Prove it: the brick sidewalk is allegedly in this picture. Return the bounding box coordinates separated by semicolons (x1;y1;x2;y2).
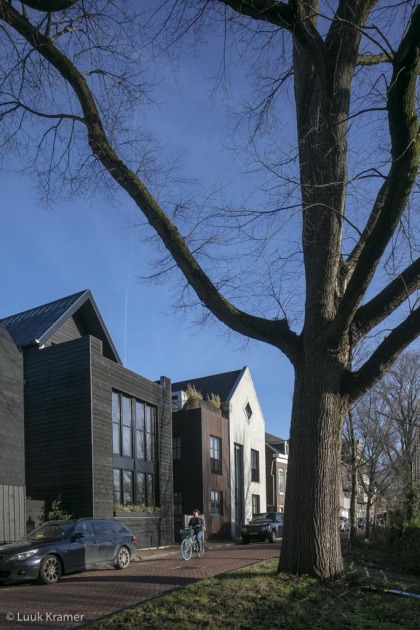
0;542;281;630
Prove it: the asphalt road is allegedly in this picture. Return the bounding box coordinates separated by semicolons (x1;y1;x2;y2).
0;542;281;630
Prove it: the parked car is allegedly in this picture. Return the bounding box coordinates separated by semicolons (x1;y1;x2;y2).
357;517;366;529
0;518;137;585
338;516;350;531
241;512;284;544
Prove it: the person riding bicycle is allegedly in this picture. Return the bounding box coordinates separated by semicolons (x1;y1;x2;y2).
188;509;204;551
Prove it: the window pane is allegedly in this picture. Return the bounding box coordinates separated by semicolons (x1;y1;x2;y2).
173;435;181;460
145;406;155;462
279;469;285;494
210;436;222;474
113;469;122;505
112;392;121;455
122;396;132;456
136;472;146;505
147;473;154;506
113;421;121;455
122;425;132;457
135;401;145;459
251;449;259;482
211;490;223;515
123;470;133;505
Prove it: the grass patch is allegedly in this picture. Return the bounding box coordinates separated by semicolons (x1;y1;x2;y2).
86;558;419;629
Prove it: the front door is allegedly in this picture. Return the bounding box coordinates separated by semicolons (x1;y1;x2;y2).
234;444;244;538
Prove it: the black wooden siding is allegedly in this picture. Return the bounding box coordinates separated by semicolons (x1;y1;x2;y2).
90;338;174;546
23;337;94;517
0;322;25;541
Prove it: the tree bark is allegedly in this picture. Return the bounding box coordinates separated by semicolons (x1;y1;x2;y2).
279;349;349;578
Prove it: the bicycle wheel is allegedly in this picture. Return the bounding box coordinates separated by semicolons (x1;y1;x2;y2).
181;538;192;561
195;542;204;558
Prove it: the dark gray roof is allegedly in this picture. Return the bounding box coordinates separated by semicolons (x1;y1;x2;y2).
1;290;121;363
172;368;245;403
266;432;288;453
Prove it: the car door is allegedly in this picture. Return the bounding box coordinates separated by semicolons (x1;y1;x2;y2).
92;520;118;564
65;521;99;571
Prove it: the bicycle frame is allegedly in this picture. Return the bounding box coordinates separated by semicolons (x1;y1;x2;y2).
180;529;204;560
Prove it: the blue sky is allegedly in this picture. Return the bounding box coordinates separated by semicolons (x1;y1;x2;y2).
0;168;294;438
0;10;298;439
0;158;294;441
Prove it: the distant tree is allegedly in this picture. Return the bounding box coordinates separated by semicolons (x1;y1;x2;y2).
379;352;420;518
346;392;394;540
0;1;418;580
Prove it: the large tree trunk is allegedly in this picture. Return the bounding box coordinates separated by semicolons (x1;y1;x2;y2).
279;350;349;579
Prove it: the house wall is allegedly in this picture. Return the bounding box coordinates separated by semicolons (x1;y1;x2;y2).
266;445;288;512
173;403;231;540
90;337;174;547
0;322;26;542
173;407;203;516
227;367;267;537
23;337;94;517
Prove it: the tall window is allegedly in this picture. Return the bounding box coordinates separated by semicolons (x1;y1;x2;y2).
211;490;223;515
252;494;260;515
210;435;222;475
251;449;260;482
278;469;285;494
112;390;157;507
173;435;182;460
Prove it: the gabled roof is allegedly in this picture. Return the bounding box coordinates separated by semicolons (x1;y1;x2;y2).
1;290;121;363
171;368;245;403
266;432;288;454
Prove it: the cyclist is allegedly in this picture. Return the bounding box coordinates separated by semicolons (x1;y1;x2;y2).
188;509;205;552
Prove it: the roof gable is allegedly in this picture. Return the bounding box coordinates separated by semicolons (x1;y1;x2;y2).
1;290;121;363
171;368;245;403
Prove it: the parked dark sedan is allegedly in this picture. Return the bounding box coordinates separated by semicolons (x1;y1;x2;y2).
241;512;284;544
0;518;137;585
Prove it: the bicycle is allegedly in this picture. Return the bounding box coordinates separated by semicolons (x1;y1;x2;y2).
180;528;204;560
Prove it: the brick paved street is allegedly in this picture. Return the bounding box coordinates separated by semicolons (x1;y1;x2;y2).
0;543;281;630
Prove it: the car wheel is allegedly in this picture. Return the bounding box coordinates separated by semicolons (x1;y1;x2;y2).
269;530;276;543
115;546;131;569
242;537;249;545
38;555;62;584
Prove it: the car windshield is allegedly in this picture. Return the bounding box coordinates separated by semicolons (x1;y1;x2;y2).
23;522;74;542
250;513;274;522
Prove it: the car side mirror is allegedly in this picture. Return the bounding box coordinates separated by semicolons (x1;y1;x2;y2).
72;532;84;540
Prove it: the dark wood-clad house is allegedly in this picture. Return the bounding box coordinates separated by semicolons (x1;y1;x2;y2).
1;290;173;547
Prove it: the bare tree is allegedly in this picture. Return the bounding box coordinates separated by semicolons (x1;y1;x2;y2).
0;1;418;580
346;393;394;540
379;352;420;516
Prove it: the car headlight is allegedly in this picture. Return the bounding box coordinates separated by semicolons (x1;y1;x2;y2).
12;549;39;561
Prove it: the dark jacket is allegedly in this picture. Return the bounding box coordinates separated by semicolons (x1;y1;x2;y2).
188;516;204;532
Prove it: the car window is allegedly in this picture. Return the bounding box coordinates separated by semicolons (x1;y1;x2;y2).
25;523;73;541
75;521;95;536
92;520;116;535
113;522;130;534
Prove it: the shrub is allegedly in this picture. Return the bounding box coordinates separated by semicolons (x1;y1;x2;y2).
47;494;74;521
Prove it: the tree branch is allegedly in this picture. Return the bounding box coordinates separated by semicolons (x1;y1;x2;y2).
357;53;393;65
19;1;79;11
344;306;420;402
0;0;301;360
352;258;420;341
331;5;420;339
214;0;326;77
